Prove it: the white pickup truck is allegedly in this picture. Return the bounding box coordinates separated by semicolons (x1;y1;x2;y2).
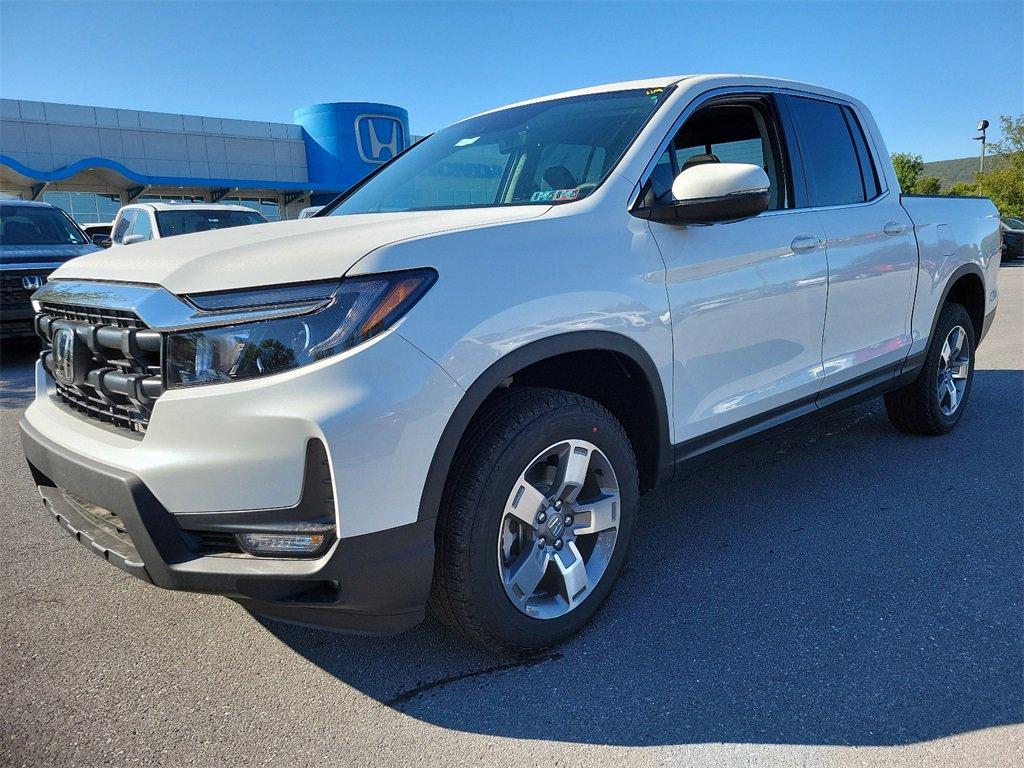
21;75;1001;652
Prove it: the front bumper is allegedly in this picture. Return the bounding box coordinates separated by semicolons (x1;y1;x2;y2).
23;328;462;538
21;418;436;634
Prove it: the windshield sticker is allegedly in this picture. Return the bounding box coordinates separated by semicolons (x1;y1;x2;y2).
454;136;480;147
531;188;580;203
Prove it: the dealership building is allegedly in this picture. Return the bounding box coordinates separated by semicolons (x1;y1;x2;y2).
0;99;411;222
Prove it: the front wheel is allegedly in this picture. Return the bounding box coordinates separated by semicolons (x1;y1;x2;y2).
884;301;976;435
429;387;638;653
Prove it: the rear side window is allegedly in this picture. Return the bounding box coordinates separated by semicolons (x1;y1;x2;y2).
787;96;867;207
842;106;882;200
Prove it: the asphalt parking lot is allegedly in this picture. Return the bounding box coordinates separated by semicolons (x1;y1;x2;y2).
2;265;1021;768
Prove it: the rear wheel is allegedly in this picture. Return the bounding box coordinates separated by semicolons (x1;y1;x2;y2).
884;301;976;435
429;387;638;652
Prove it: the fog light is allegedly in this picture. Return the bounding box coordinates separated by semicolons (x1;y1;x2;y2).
236;532;328;556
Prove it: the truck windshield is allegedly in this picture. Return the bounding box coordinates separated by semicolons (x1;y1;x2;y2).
0;205;87;245
155;209;267;237
328;87;671;215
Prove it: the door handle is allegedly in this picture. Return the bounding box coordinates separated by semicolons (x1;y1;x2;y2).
883;221;906;236
791;234;822;252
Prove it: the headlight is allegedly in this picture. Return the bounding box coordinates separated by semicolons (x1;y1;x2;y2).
166;269;436;388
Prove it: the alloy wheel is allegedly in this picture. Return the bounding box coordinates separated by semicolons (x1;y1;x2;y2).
936;324;970;416
497;439;620;620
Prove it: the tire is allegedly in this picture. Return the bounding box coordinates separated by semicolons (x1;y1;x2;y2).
884;301;976;435
429;387;638;653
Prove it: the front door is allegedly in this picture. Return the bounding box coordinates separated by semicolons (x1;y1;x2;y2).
643;94;829;445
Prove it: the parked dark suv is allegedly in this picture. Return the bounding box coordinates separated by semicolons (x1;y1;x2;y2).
0;200;98;340
1001;217;1023;261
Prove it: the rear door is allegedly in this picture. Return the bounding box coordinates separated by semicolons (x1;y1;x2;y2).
784;95;917;396
643;93;829;444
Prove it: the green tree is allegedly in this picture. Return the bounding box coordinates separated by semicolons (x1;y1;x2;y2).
912;176;941;195
944;181;978;196
974;114;1024;217
891;152;925;192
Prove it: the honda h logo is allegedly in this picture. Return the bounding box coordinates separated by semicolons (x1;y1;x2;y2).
21;275;44;291
354;114;404;164
51;327;76;386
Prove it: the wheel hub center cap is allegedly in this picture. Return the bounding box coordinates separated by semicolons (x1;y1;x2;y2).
545;511;566;539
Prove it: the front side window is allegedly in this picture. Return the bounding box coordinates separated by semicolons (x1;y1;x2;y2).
155;209;267;237
129;210;154;241
0;205;87;245
112;210;134;243
641;98;789;211
787;96;868;207
328;88;671;215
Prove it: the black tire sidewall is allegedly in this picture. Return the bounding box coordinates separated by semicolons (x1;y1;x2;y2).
462;403;638;648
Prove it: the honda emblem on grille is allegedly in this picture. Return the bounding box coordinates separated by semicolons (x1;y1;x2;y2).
51;328;76;385
21;275;44;291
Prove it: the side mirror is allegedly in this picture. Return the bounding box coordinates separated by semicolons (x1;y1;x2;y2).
92;234;112;248
122;233;145;245
643;162;771;224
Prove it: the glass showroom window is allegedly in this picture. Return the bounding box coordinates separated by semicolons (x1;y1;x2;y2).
138;194;206;204
222;196;281;221
42;191;121;224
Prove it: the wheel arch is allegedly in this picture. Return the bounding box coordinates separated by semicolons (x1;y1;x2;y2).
931;263;986;346
417;331;673;523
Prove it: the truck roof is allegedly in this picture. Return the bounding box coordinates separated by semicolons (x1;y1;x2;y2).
125;202;261;213
476;74;856;117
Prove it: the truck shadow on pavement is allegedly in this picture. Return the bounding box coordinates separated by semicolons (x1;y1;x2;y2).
266;367;1023;748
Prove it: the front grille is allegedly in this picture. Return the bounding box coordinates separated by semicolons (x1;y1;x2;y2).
1;270;47;308
36;304;164;434
42;302;142;328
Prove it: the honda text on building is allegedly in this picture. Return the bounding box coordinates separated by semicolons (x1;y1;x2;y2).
1;199;98;340
20;76;1001;652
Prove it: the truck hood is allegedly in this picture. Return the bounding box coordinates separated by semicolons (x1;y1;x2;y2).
51;207;550;294
1;243;100;268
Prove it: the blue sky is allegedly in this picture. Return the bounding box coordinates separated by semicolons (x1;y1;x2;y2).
1;1;1021;161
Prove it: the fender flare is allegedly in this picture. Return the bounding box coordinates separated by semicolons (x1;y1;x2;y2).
416;330;673;522
924;262;987;349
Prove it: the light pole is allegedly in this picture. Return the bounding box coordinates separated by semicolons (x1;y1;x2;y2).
974;119;989;174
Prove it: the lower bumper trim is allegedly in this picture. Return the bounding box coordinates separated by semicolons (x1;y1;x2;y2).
20;416;437;635
40;485;151;582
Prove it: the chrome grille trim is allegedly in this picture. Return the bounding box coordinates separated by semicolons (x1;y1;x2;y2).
32;279;326;332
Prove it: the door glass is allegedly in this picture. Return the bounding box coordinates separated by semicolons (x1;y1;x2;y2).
672;103;786;210
843;106;882;200
113;210;134;243
642;150;675;205
129;210;153;240
640;99;789;211
787;96;866;207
